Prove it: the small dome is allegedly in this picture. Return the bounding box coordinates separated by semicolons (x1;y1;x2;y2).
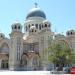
66;29;75;35
26;7;46;19
12;21;21;26
55;34;65;38
43;20;51;28
11;21;22;32
43;20;51;25
69;30;75;32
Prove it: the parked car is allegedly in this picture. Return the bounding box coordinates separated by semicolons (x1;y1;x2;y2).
63;67;71;74
64;67;75;74
69;67;75;74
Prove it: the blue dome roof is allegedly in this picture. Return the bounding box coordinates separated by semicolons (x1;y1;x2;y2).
26;8;46;19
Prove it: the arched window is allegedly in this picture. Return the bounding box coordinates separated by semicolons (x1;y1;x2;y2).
39;24;41;30
32;29;34;32
45;24;47;27
18;26;20;29
35;24;38;29
26;26;27;31
1;35;3;38
29;24;30;28
42;25;43;28
32;24;34;26
71;32;72;35
35;30;36;32
14;25;17;29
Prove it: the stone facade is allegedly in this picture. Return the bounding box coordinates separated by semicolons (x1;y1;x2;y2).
0;6;74;71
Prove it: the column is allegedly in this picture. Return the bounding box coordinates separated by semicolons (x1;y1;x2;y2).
0;59;2;69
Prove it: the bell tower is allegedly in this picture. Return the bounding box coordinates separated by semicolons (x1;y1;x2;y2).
9;22;23;70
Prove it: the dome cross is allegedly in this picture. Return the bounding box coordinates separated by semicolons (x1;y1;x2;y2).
35;2;38;8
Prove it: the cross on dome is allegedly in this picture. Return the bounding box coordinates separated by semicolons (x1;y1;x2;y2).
35;2;38;8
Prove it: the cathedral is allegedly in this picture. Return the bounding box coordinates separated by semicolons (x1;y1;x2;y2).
0;4;75;71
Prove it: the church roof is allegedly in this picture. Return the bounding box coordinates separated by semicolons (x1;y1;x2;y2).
26;7;46;19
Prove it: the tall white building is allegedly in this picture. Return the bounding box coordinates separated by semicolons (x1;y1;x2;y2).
0;5;74;71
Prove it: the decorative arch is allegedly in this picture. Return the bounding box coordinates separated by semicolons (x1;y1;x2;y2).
33;57;39;65
0;43;9;53
21;54;28;66
32;54;40;70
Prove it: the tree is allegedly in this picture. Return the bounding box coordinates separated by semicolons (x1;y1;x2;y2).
46;40;75;71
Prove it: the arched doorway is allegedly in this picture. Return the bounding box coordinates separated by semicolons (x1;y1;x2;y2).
21;54;28;70
21;54;27;66
32;55;40;70
0;43;9;70
1;60;9;69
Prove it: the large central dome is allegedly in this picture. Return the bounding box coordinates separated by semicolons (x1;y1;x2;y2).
26;7;46;19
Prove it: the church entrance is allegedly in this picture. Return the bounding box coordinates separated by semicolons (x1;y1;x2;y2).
1;60;9;69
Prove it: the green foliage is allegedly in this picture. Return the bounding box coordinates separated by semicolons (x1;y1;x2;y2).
46;40;75;65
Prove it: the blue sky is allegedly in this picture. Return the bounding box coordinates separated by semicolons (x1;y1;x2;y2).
0;0;75;37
